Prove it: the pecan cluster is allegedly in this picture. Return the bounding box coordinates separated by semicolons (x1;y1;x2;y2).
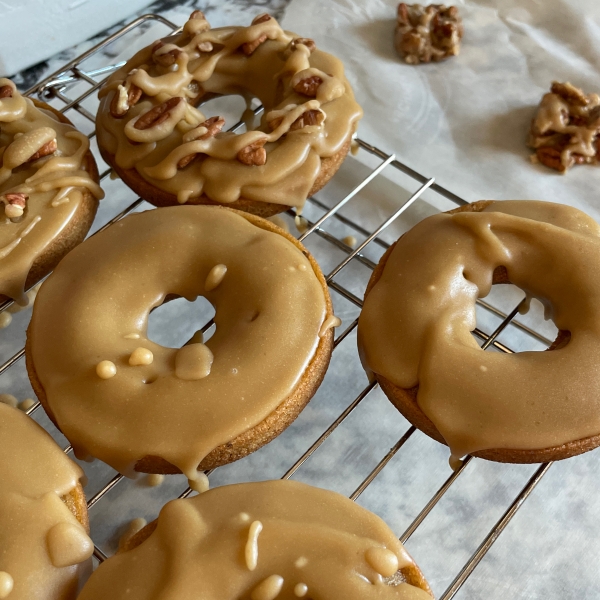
395;3;463;65
528;82;600;173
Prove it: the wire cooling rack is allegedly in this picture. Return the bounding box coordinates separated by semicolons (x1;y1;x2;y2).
0;13;565;600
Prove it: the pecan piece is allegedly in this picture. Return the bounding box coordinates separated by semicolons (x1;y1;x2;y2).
270;109;324;131
190;10;205;19
151;41;182;67
134;97;183;131
177;116;225;169
110;82;142;119
397;2;410;24
0;85;13;99
293;76;323;97
551;81;588;107
27;139;58;163
237;139;267;166
536;147;566;172
1;193;28;219
290;37;316;53
242;34;268;56
241;14;271;55
197;41;214;53
251;13;271;25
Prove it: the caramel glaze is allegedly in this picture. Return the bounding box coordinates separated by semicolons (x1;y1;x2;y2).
78;480;433;600
96;12;362;211
0;403;93;600
27;206;337;488
0;79;103;304
358;200;600;464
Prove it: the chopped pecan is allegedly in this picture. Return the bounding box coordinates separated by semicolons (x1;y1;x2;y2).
536;147;565;172
177;116;225;169
293;76;323;97
151;41;182;67
397;2;409;24
197;41;214;53
0;85;13;99
270;109;324;131
237;139;267;166
242;34;268;56
551;81;588;107
241;14;271;55
110;82;142;119
252;13;271;25
27;139;57;162
290;37;316;53
134;97;183;131
190;10;205;19
2;193;28;219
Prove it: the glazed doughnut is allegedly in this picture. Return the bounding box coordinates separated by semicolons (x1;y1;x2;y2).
78;480;432;600
26;206;338;489
358;200;600;465
0;403;92;600
95;11;362;217
0;79;103;304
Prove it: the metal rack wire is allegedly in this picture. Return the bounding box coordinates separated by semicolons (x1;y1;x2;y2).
1;13;560;599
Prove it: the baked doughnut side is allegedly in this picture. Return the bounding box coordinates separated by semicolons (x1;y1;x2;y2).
26;207;336;476
100;135;352;218
0;95;101;304
363;201;600;464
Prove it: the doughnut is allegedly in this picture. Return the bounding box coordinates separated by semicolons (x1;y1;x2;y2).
78;480;433;599
0;403;93;599
95;11;362;217
0;78;103;305
528;81;600;172
358;200;600;466
26;206;338;489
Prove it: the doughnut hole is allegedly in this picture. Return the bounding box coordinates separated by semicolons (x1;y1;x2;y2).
474;265;565;353
147;296;216;351
196;94;262;133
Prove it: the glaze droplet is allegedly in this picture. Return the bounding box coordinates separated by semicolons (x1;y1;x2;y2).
129;347;154;366
175;343;214;380
0;572;13;599
96;360;116;379
205;264;227;291
46;522;94;568
251;574;284;600
365;546;400;577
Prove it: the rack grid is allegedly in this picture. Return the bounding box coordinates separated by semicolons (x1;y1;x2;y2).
2;13;561;599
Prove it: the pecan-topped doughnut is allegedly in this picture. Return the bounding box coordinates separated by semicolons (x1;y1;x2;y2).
0;79;103;304
358;200;600;465
95;12;363;217
0;403;92;600
78;480;433;600
26;206;338;490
